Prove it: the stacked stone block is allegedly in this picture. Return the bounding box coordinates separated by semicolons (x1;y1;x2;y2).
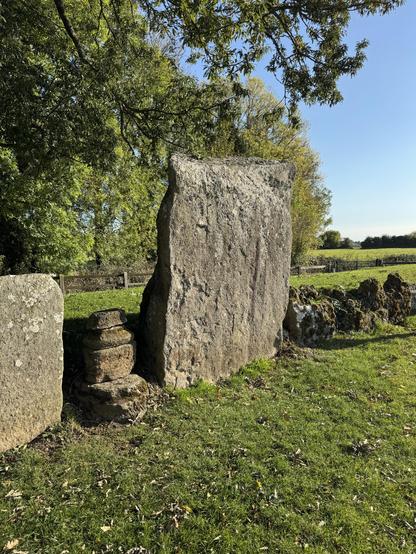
77;309;148;422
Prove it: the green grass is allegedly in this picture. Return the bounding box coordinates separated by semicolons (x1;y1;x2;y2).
64;287;144;321
291;264;416;290
310;248;416;261
63;287;144;380
1;315;416;552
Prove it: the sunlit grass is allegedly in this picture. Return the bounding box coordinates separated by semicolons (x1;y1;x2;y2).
291;264;416;289
309;248;416;260
1;298;415;552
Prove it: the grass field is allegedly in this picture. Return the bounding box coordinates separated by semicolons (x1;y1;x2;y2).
65;287;144;321
1;318;415;553
309;248;416;261
1;274;416;552
291;264;416;290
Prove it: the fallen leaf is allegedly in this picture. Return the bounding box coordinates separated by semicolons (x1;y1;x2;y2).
100;526;111;533
181;505;193;513
4;539;19;550
5;490;22;499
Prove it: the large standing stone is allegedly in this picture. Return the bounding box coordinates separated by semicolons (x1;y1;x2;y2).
138;155;294;387
0;274;64;452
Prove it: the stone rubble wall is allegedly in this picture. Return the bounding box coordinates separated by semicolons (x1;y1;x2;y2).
284;273;413;346
409;285;416;315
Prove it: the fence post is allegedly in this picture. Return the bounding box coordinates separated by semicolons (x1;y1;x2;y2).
123;271;129;289
355;260;358;270
59;274;65;295
297;266;301;276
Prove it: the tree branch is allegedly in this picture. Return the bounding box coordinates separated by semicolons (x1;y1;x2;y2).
53;0;86;62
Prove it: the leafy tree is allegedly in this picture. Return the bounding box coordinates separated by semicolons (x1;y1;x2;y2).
0;148;92;273
320;230;342;249
361;233;416;249
0;0;404;272
76;152;165;269
205;78;332;263
0;0;232;272
340;237;355;249
1;0;404;172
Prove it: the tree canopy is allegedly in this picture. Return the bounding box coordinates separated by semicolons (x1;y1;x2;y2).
0;0;404;272
320;229;342;249
142;0;403;109
1;0;404;170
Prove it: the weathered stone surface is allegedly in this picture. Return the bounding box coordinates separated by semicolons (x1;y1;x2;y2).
76;374;148;422
356;278;387;314
0;274;64;452
383;273;412;324
410;285;416;315
284;287;336;346
138;155;294;387
86;308;127;331
285;274;413;347
84;342;136;383
333;297;377;332
83;326;134;350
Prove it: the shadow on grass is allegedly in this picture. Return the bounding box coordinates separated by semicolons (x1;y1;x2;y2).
319;331;415;351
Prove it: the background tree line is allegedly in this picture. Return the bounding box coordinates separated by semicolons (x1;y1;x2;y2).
361;233;416;249
0;0;402;274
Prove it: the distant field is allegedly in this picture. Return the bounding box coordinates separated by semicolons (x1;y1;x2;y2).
309;248;416;260
291;264;416;289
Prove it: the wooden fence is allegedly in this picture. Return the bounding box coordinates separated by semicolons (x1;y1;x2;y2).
290;256;416;276
55;271;153;294
54;255;416;293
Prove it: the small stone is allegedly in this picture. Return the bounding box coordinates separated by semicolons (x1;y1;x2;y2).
84;342;136;383
86;308;127;331
284;287;336;346
383;273;412;324
76;374;148;422
83;326;134;350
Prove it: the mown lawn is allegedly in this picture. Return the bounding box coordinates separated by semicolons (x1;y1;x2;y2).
291;264;416;290
309;248;416;261
65;287;144;321
1;280;416;553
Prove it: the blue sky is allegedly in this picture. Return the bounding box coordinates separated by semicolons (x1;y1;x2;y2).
252;2;416;241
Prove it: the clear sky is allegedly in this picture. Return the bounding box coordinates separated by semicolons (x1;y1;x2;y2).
252;2;416;241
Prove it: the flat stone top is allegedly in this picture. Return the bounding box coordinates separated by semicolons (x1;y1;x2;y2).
171;153;294;170
86;308;127;330
170;155;295;196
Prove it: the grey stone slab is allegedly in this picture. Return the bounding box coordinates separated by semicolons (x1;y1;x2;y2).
0;274;64;452
138;155;294;387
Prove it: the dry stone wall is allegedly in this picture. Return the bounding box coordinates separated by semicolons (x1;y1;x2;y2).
284;273;412;346
138;155;294;387
0;274;64;452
